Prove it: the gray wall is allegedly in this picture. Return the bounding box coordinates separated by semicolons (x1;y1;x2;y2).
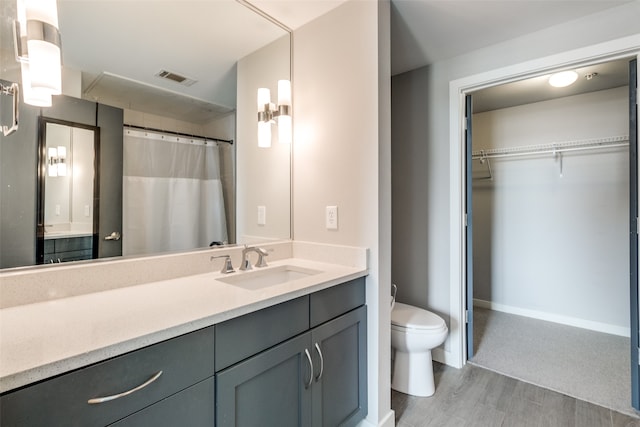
391;1;640;355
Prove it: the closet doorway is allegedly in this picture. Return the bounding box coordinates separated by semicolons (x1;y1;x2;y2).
465;58;636;416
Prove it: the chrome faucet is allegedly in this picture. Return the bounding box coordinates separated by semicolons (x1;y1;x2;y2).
240;245;269;271
211;255;235;274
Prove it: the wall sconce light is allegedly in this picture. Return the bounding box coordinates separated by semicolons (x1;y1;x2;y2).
47;145;67;177
14;0;63;107
257;79;292;147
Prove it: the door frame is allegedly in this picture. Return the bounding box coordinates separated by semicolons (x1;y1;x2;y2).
448;35;640;369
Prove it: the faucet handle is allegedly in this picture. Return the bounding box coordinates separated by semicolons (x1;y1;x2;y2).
211;255;235;274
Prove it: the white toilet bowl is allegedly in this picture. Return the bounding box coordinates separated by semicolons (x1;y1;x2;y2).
391;302;448;397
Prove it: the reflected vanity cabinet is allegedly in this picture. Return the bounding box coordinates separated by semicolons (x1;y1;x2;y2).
0;277;367;427
44;236;94;263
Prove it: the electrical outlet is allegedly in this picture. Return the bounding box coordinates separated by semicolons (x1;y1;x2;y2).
326;206;338;230
258;205;266;225
55;204;60;216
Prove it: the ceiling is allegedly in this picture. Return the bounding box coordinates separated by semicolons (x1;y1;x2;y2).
50;0;635;120
390;0;635;76
258;0;634;111
56;0;288;123
472;58;630;113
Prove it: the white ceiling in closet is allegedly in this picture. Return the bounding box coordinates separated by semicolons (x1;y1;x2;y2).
472;58;631;113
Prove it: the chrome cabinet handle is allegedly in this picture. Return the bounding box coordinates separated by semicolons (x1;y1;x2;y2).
87;371;163;404
304;349;314;389
314;343;324;381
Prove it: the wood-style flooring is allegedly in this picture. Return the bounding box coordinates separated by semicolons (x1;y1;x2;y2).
392;362;640;427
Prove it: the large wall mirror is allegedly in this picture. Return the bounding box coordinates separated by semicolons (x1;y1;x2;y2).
0;0;291;270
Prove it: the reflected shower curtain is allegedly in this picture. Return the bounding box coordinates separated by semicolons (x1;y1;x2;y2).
122;128;228;256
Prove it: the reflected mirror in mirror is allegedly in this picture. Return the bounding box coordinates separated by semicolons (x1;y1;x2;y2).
37;119;99;264
0;0;291;270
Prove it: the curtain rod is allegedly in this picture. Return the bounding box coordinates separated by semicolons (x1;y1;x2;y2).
124;124;234;145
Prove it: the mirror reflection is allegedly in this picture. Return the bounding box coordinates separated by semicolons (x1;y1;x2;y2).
38;119;99;264
122;126;229;257
0;0;292;270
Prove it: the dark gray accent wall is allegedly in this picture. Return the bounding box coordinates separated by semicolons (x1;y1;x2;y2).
0;81;40;268
43;96;96;126
97;104;123;258
391;68;431;309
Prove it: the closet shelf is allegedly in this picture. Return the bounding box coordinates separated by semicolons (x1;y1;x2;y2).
472;135;629;160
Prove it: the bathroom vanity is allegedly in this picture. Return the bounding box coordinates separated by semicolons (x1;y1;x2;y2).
0;243;368;427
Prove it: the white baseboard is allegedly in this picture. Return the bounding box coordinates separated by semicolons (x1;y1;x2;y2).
473;298;630;337
378;410;396;427
358;410;395;427
432;347;458;367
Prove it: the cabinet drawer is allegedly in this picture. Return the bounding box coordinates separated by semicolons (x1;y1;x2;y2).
109;376;215;427
44;239;55;254
215;296;309;371
54;236;93;252
310;277;365;327
0;326;214;427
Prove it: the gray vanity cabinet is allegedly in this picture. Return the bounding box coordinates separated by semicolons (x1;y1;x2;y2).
1;277;366;427
310;306;367;427
109;377;215;427
44;236;94;263
216;277;367;427
0;326;215;427
216;333;313;426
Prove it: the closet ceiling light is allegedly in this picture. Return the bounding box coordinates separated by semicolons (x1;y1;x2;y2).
548;71;578;88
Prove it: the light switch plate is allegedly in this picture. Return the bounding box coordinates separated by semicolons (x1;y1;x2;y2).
326;206;338;230
258;205;266;225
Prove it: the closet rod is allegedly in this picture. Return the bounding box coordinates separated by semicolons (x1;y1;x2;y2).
472;136;628;160
124;124;234;145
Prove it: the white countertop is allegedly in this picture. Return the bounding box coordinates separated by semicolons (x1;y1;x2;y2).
0;257;366;394
44;230;93;239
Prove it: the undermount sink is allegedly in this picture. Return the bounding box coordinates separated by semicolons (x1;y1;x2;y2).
217;265;322;291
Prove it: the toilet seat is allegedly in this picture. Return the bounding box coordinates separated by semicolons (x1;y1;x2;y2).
391;302;446;331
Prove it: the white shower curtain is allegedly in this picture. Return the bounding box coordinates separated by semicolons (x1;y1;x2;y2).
123;128;228;256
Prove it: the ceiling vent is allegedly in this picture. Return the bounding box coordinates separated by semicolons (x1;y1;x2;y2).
155;70;197;87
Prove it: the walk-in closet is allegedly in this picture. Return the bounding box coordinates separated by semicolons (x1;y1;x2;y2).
469;58;634;416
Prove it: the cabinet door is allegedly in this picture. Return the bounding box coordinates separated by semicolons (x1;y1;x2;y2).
109;377;215;427
311;306;367;427
216;333;312;427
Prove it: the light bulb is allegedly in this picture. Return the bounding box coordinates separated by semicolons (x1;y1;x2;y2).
278;115;292;144
549;71;578;88
257;88;270;112
258;121;271;148
277;80;291;106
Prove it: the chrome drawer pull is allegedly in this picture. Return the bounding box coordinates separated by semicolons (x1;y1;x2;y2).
304;349;313;389
87;371;163;404
314;343;324;381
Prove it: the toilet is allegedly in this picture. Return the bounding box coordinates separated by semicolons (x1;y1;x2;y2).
391;302;448;397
